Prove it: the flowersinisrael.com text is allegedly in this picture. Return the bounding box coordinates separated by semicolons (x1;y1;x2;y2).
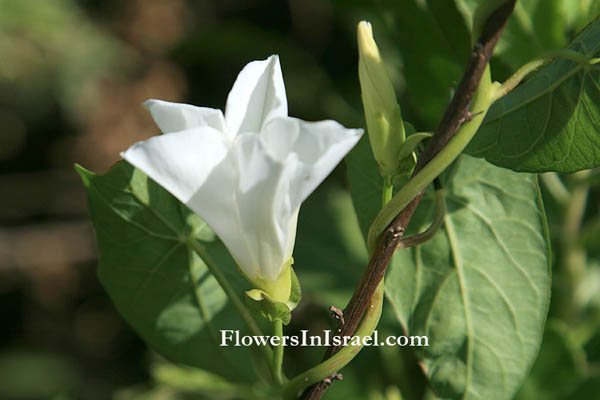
220;330;429;347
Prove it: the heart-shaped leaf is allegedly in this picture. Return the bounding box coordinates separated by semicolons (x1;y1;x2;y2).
386;155;551;400
347;138;551;399
76;161;258;382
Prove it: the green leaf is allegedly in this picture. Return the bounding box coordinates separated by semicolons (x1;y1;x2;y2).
515;322;584;400
76;161;257;382
466;18;600;173
385;155;551;400
152;362;236;393
346;122;551;399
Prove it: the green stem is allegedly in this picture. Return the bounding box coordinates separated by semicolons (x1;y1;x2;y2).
285;174;392;398
273;319;285;385
399;188;446;248
540;172;570;206
367;66;498;251
493;48;600;102
493;58;547;102
545;48;597;65
382;175;393;209
187;237;273;363
282;282;384;400
558;171;590;324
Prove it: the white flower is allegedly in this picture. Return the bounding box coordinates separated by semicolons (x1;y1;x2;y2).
121;55;363;300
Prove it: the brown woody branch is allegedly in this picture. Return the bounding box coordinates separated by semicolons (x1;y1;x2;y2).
301;1;516;399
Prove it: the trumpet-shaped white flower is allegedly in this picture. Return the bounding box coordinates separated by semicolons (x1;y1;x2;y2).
121;55;363;301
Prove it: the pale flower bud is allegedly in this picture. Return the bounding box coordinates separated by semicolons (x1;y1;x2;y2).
358;21;406;177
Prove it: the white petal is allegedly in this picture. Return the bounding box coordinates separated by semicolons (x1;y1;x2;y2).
263;117;363;207
121;129;244;272
225;55;287;137
230;133;299;280
121;128;295;282
144;99;227;136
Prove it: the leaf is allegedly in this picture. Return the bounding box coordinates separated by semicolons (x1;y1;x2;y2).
385;155;551;400
346;133;551;399
466;18;600;173
152;362;235;393
515;322;584;400
76;161;257;382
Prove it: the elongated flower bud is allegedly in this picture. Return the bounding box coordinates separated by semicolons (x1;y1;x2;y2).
358;21;405;177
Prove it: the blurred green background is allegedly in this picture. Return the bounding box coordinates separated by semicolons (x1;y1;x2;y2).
1;0;600;399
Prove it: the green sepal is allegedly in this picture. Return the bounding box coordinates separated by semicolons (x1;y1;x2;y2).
393;131;432;177
397;132;432;161
244;266;301;325
379;121;421;178
250;261;292;304
394;154;417;178
245;289;292;325
287;266;302;311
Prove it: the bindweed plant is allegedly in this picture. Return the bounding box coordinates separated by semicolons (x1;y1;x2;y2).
76;1;600;399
